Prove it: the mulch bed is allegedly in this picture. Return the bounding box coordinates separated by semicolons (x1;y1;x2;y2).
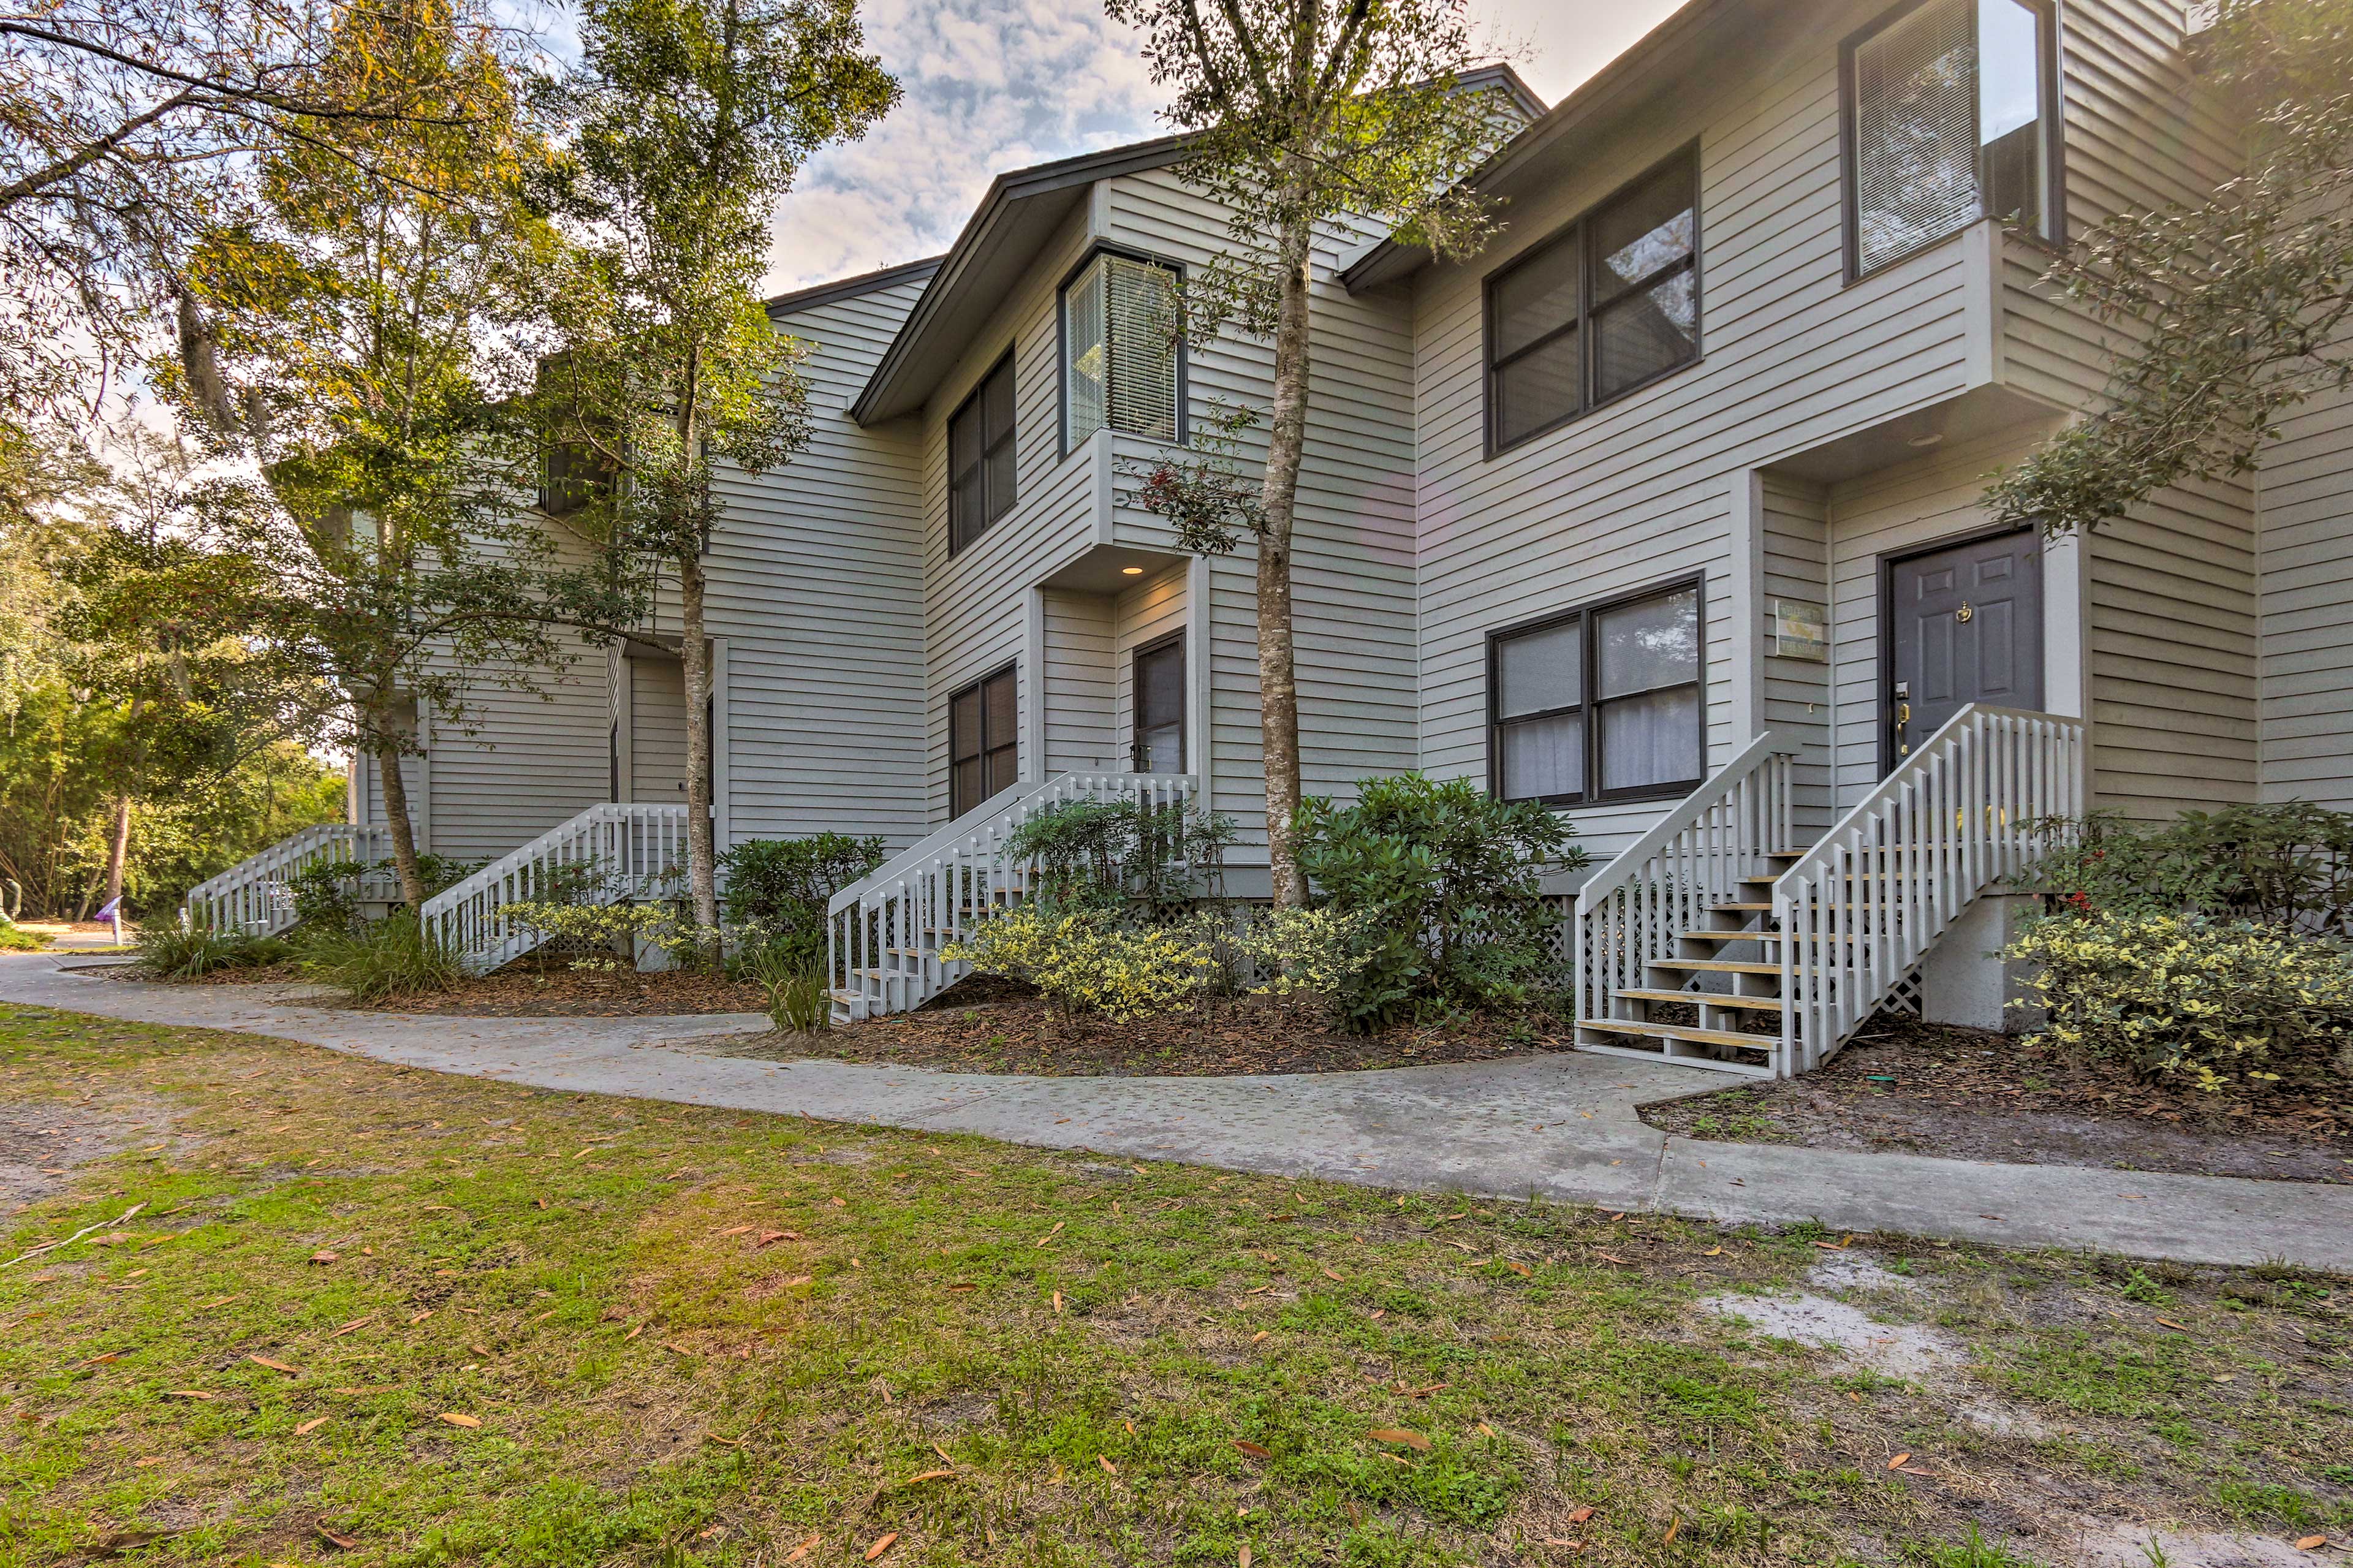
362;961;767;1017
1642;1014;2353;1183
702;981;1572;1077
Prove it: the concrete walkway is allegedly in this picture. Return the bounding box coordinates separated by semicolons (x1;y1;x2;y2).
4;955;2346;1271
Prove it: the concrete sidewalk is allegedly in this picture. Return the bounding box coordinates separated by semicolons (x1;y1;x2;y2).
4;955;2345;1271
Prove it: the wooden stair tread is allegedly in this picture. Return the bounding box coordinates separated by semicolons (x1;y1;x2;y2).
1616;988;1786;1012
1681;928;1785;943
1581;1018;1776;1051
1574;1040;1776;1078
1651;958;1785;975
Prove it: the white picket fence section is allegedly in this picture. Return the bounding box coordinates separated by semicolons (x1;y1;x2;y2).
1775;705;2084;1073
420;803;692;975
1572;733;1801;1066
827;771;1197;1023
182;824;398;937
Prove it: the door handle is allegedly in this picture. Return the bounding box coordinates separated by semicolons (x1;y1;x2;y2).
1896;702;1911;726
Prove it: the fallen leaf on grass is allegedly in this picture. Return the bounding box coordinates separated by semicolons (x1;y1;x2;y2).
164;1390;218;1401
1098;1455;1118;1475
1887;1453;1911;1469
295;1417;328;1434
946;1282;976;1292
623;1323;645;1341
1240;1548;1252;1568
1593;1252;1628;1265
2297;1537;2328;1551
715;1225;755;1237
933;1441;956;1466
1506;1260;1532;1278
785;1534;821;1563
1663;1520;1680;1545
195;1296;239;1311
1052;1291;1064;1314
1566;1506;1594;1524
247;1355;300;1375
1368;1427;1430;1451
134;1456;162;1468
1233;1440;1271;1459
757;1230;798;1246
437;1412;482;1429
2156;1317;2196;1333
1249;1330;1268;1344
1034;1221;1065;1248
1702;1246;1724;1257
1321;1267;1344;1282
316;1522;359;1550
901;1468;954;1485
863;1531;897;1561
406;1311;432;1325
663;1341;698;1357
326;1315;374;1339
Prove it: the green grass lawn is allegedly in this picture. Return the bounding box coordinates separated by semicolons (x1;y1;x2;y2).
1;1002;2346;1566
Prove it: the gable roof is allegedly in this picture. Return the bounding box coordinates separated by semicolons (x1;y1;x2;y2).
765;254;944;319
1341;0;1761;294
849;62;1547;426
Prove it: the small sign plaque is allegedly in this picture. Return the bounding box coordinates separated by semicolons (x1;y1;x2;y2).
1771;598;1829;661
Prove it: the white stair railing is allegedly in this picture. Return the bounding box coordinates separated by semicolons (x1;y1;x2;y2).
420;803;691;975
1573;732;1800;1039
183;824;397;936
827;771;1197;1023
1775;704;2083;1073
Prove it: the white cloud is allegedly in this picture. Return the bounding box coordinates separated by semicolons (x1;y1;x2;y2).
763;0;1686;295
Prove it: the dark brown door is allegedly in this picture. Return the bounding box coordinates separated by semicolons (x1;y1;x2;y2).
950;665;1018;817
1886;529;2043;767
1129;634;1184;773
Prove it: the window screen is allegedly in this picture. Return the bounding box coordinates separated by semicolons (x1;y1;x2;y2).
1491;581;1704;804
949;354;1018;553
1485;151;1700;453
1064;252;1180;448
949;665;1019;819
1851;0;2055;275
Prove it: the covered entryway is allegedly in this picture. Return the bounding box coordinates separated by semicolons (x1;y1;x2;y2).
1883;528;2044;770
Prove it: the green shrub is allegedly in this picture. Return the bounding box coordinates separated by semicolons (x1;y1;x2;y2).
135;920;290;979
719;834;887;972
1173;904;1378;1025
287;852;485;931
1296;774;1584;1031
940;907;1216;1022
2007;910;2353;1094
494;900;674;967
0;924;47;953
300;911;463;1003
2018;803;2353;934
1004;799;1238;915
747;941;830;1032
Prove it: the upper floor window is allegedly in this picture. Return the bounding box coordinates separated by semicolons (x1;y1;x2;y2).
949;352;1017;553
1483;149;1699;455
540;437;612;518
1490;578;1704;806
1063;250;1181;451
1844;0;2059;278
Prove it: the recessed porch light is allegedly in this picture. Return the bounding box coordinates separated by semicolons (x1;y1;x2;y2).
1906;432;1945;448
1121;566;1144;575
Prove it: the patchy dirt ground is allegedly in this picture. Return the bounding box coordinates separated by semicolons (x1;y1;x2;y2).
699;983;1573;1077
1643;1017;2353;1183
0;1095;181;1214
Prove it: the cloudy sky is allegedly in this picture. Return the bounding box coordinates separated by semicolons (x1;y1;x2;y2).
762;0;1688;295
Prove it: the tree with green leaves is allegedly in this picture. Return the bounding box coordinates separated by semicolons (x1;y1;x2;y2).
157;0;628;910
1987;0;2353;536
542;0;897;947
1104;0;1518;904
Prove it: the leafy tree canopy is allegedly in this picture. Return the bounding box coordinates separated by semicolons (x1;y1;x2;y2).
1988;0;2353;535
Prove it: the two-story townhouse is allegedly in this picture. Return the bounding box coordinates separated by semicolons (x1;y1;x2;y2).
204;0;2353;1079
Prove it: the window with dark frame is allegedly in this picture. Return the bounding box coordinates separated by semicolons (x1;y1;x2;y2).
949;664;1018;818
1844;0;2060;278
949;354;1018;553
1484;150;1700;455
1489;580;1704;806
540;437;612;517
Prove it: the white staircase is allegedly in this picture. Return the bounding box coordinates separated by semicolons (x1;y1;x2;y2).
1574;705;2084;1077
419;803;691;975
826;771;1197;1024
183;825;398;936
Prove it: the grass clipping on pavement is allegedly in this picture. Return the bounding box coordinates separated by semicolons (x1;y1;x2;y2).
0;1003;2346;1566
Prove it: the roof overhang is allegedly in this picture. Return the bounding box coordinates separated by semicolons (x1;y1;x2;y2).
1342;0;1763;294
848;135;1194;425
765;255;944;320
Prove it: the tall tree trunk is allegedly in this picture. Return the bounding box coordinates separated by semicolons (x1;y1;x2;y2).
103;795;132;912
371;725;428;910
1256;203;1316;907
680;555;718;953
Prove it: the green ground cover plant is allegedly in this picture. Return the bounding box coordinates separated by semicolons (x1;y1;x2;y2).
1;1004;2344;1565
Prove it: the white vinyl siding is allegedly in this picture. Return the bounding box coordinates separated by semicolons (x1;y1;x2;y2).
2259;383;2353;809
